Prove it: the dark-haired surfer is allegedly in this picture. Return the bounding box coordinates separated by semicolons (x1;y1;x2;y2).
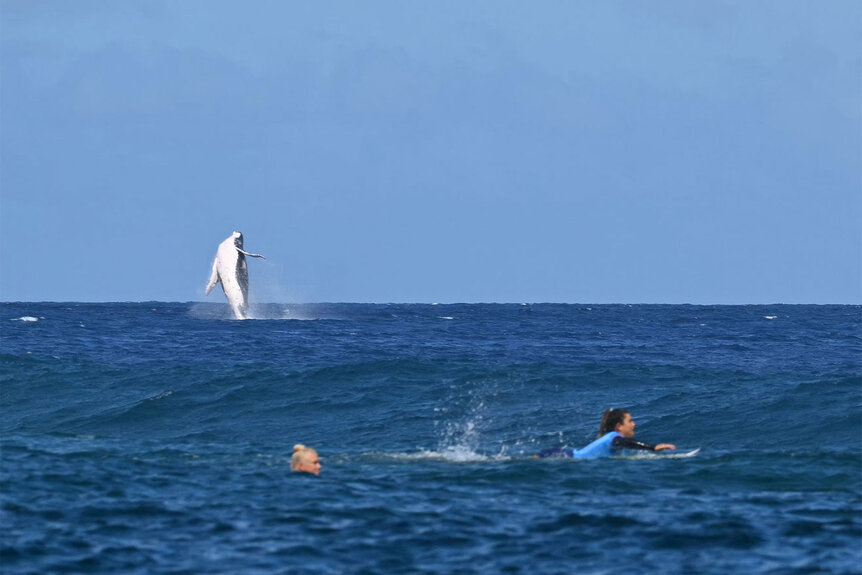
537;408;675;459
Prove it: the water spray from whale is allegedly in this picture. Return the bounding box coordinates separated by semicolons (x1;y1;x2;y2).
205;231;265;320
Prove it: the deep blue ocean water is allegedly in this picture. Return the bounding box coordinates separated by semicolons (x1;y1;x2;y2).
1;302;860;574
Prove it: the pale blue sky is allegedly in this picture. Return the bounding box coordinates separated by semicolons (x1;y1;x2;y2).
1;1;860;303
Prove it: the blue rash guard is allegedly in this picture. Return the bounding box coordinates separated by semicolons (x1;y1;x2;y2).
537;432;658;459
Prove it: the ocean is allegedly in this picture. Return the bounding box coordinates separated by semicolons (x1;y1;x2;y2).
1;302;860;574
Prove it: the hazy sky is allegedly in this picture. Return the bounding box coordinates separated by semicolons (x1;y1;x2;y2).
1;1;860;303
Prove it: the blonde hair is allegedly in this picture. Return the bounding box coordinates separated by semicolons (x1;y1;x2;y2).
291;444;316;470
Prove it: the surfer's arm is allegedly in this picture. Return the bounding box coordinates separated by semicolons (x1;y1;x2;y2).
205;259;220;295
612;436;674;452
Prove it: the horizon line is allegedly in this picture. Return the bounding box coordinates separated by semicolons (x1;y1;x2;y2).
2;300;860;306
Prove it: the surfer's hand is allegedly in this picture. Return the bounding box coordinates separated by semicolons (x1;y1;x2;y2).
654;443;676;451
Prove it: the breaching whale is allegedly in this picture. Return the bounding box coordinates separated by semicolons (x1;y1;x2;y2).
205;231;265;320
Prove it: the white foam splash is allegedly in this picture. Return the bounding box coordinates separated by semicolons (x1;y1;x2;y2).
440;416;481;455
12;316;39;322
247;304;331;321
368;449;510;463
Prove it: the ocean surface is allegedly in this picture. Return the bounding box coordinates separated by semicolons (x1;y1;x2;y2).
1;302;860;574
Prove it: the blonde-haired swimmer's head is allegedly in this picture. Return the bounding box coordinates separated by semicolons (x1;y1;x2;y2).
291;444;321;475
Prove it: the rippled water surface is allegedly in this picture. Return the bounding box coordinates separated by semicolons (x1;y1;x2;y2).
2;303;860;574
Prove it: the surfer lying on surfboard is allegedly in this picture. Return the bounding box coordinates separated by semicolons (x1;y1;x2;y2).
537;408;676;459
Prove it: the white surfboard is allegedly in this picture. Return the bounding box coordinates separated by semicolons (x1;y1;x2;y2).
616;448;701;459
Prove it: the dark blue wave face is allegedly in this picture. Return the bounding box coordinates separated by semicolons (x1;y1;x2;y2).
1;303;860;574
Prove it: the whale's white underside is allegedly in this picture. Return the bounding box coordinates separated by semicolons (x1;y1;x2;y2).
205;232;264;320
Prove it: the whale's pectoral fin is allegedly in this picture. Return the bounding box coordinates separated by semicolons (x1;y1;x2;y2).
236;248;265;259
205;258;220;295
